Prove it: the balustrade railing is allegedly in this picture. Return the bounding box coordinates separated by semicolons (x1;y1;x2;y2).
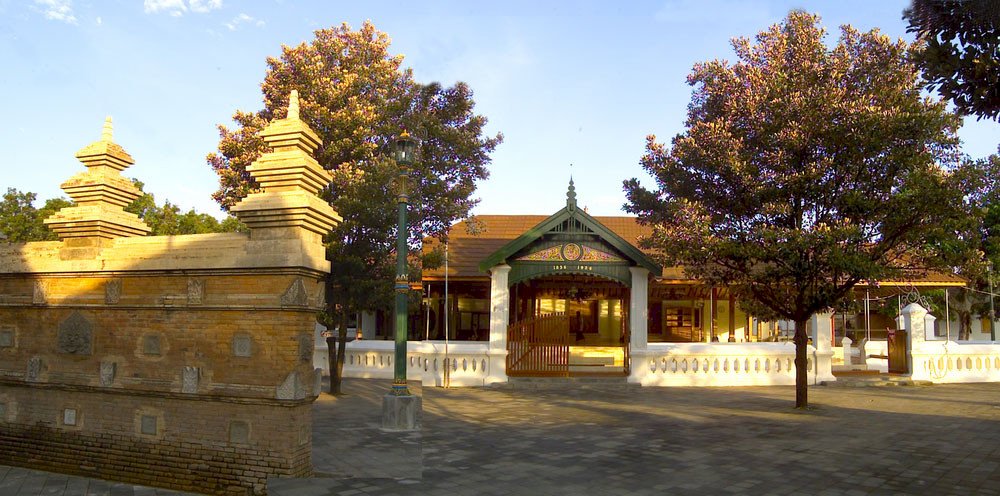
912;342;1000;383
630;342;808;386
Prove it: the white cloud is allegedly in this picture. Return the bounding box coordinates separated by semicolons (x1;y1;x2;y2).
144;0;221;17
189;0;222;13
144;0;186;16
95;16;102;25
225;13;264;31
34;0;77;24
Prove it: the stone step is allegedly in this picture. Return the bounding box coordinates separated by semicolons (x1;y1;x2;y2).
492;376;636;391
821;376;932;387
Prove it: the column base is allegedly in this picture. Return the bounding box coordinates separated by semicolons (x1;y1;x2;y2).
381;393;422;431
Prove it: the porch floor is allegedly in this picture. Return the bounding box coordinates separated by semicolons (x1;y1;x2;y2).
568;346;625;375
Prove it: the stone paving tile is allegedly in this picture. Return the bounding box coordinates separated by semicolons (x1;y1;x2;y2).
269;379;1000;495
7;379;1000;495
0;466;204;496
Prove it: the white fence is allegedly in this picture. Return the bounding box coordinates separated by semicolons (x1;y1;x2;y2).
318;340;499;387
911;341;1000;383
629;342;810;387
324;340;824;388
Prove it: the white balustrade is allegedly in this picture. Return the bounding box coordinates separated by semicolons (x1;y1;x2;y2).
324;340;826;388
629;342;810;386
911;341;1000;383
322;340;493;386
417;342;492;387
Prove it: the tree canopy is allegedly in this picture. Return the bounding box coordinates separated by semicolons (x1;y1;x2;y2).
0;184;239;243
904;0;1000;120
207;21;501;316
624;11;966;407
125;180;243;236
207;21;501;394
0;189;71;242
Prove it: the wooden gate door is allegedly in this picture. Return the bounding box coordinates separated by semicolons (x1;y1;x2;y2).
507;314;570;377
887;329;909;374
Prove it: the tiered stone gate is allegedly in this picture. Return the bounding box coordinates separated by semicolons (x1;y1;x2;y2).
0;91;340;495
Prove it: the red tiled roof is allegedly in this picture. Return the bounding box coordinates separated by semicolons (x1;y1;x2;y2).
423;215;652;280
421;215;964;288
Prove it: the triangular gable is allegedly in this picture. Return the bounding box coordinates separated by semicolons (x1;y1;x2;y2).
479;181;661;276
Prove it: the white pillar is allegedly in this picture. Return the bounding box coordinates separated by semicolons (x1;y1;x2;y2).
924;313;938;341
900;303;927;380
810;311;836;384
360;311;377;340
486;264;511;384
628;267;649;352
840;336;854;368
627;267;649;385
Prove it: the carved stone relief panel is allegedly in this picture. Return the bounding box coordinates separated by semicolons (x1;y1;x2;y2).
229;420;250;444
276;371;305;400
26;357;42;382
105;279;122;305
181;366;199;394
99;361;116;387
58;311;93;355
232;334;252;358
142;335;161;356
314;280;326;308
281;278;308;307
32;281;47;305
0;328;14;348
63;408;77;426
187;279;204;305
140;415;157;435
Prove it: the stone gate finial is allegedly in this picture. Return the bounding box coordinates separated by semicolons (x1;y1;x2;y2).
101;116;113;142
231;89;340;238
44;117;150;240
288;90;300;120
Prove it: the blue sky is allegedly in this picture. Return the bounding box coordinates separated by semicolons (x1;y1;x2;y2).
2;0;998;218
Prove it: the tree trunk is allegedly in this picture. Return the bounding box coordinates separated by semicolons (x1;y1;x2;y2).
335;312;348;395
326;335;338;394
960;312;972;341
793;319;809;409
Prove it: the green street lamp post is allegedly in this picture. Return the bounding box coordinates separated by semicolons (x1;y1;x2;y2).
391;131;418;395
382;131;422;431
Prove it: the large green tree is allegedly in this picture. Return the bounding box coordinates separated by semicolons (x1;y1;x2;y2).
0;184;239;243
207;21;501;394
125;180;244;236
0;189;72;242
936;153;1000;340
625;11;965;408
904;0;1000;120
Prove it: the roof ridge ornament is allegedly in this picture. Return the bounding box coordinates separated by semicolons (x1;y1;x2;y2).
566;177;577;211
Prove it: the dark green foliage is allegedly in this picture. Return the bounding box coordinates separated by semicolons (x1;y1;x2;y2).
905;0;1000;120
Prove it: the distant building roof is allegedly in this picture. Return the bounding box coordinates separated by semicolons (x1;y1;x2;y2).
422;214;964;289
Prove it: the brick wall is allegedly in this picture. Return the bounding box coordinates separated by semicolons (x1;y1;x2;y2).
0;243;328;495
1;93;339;495
0;387;311;494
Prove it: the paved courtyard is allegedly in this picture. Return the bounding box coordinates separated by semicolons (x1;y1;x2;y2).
4;379;1000;495
273;379;1000;496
